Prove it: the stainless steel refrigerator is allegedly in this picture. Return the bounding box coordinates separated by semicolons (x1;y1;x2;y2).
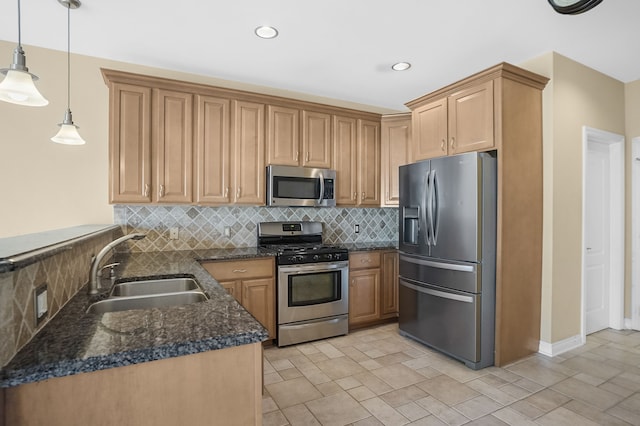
398;151;497;369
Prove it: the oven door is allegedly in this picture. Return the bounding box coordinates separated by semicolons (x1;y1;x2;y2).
278;261;348;324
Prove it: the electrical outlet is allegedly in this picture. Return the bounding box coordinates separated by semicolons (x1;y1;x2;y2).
34;284;48;326
224;226;231;237
354;224;360;233
169;227;179;240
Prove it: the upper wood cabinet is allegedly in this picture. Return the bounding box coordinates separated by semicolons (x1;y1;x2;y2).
109;83;152;203
194;95;231;204
231;100;265;205
411;98;447;161
266;106;331;168
410;80;494;161
153;89;193;203
102;68;380;206
380;114;411;206
332;116;380;206
108;84;193;204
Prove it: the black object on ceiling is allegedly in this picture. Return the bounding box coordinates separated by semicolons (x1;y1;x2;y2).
548;0;604;15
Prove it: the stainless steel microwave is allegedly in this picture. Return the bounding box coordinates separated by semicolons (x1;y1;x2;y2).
266;165;336;207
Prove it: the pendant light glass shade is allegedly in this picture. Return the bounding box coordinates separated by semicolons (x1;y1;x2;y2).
51;0;85;145
51;108;84;145
0;1;48;106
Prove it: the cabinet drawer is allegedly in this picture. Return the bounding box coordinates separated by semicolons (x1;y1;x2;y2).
349;251;381;270
202;258;274;280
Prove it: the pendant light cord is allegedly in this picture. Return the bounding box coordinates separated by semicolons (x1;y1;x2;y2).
66;5;71;110
17;0;22;47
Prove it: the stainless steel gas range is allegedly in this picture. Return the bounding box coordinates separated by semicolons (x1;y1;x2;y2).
258;221;349;347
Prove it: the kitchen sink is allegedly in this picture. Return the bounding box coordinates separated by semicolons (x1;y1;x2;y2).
110;277;200;297
86;291;208;314
87;276;209;314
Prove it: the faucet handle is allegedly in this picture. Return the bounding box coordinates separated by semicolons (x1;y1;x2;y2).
98;262;121;278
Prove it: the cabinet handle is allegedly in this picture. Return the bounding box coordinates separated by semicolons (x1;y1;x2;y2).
305;152;309;162
361;192;365;200
353;192;357;200
441;139;446;152
143;184;150;197
224;187;229;198
159;184;165;198
295;151;299;162
361;258;371;264
236;187;241;199
450;137;455;150
232;269;247;273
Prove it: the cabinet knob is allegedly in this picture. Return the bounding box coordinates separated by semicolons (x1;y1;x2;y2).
159;184;165;198
143;184;150;197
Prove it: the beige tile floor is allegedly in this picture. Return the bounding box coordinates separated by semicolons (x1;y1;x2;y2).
262;324;640;425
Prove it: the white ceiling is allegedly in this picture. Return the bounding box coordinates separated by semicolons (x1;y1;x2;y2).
1;0;638;112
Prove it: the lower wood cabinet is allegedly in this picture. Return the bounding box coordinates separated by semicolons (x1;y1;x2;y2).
202;257;276;339
349;250;398;328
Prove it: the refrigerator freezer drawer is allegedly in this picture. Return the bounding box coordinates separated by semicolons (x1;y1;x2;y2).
399;253;480;293
399;278;481;366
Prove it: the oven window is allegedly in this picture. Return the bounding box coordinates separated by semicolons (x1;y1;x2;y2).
274;176;319;199
288;271;341;306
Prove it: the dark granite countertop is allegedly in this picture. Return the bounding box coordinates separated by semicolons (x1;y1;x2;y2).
0;248;274;388
341;241;397;252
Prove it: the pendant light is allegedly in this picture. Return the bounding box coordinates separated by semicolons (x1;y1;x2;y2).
51;0;85;145
0;0;48;106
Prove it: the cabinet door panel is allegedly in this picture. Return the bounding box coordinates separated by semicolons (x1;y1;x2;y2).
195;95;230;204
358;119;381;206
349;269;380;325
232;100;265;204
332;116;358;205
412;98;447;161
302;110;332;168
110;83;152;203
381;116;411;206
153;89;193;203
267;105;299;166
242;278;275;338
448;80;494;154
219;280;242;302
381;252;399;317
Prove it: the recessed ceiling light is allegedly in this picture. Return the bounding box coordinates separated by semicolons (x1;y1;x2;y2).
255;26;279;39
392;62;411;71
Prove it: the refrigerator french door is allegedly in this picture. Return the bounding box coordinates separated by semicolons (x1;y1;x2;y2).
398;151;497;369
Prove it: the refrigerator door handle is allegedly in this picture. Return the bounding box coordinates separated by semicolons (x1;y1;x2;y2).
399;254;476;272
400;279;474;303
421;171;430;246
431;169;439;245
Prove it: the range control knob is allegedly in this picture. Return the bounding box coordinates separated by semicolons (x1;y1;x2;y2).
327;254;333;260
313;254;319;261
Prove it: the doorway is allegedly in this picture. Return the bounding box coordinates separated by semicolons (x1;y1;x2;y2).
632;138;640;330
582;127;624;337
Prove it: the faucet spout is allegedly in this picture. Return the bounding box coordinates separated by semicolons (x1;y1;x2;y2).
88;233;146;295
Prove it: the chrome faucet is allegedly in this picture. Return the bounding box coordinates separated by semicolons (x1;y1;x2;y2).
88;233;146;295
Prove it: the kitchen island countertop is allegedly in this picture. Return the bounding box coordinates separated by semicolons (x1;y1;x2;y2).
0;248;273;388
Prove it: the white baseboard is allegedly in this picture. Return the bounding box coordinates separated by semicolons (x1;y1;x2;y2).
624;317;633;329
538;334;584;357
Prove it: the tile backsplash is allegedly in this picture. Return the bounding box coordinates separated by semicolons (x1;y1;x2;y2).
114;205;399;252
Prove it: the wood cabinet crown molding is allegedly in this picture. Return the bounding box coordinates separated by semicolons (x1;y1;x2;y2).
404;62;549;109
101;68;382;121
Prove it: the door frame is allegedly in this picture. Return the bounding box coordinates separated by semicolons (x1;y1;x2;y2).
632;138;640;330
581;126;625;339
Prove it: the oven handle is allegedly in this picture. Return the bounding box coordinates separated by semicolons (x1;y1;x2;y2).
281;317;345;330
400;279;474;303
279;261;349;274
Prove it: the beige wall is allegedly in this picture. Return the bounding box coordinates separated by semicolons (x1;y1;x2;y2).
521;52;627;344
0;41;392;239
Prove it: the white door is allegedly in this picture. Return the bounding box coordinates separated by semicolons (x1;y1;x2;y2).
585;141;611;334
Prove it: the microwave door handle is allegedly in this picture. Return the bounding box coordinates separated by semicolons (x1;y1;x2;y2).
317;172;325;205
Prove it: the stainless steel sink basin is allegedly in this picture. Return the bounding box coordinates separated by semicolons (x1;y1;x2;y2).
110;277;200;297
87;291;208;314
